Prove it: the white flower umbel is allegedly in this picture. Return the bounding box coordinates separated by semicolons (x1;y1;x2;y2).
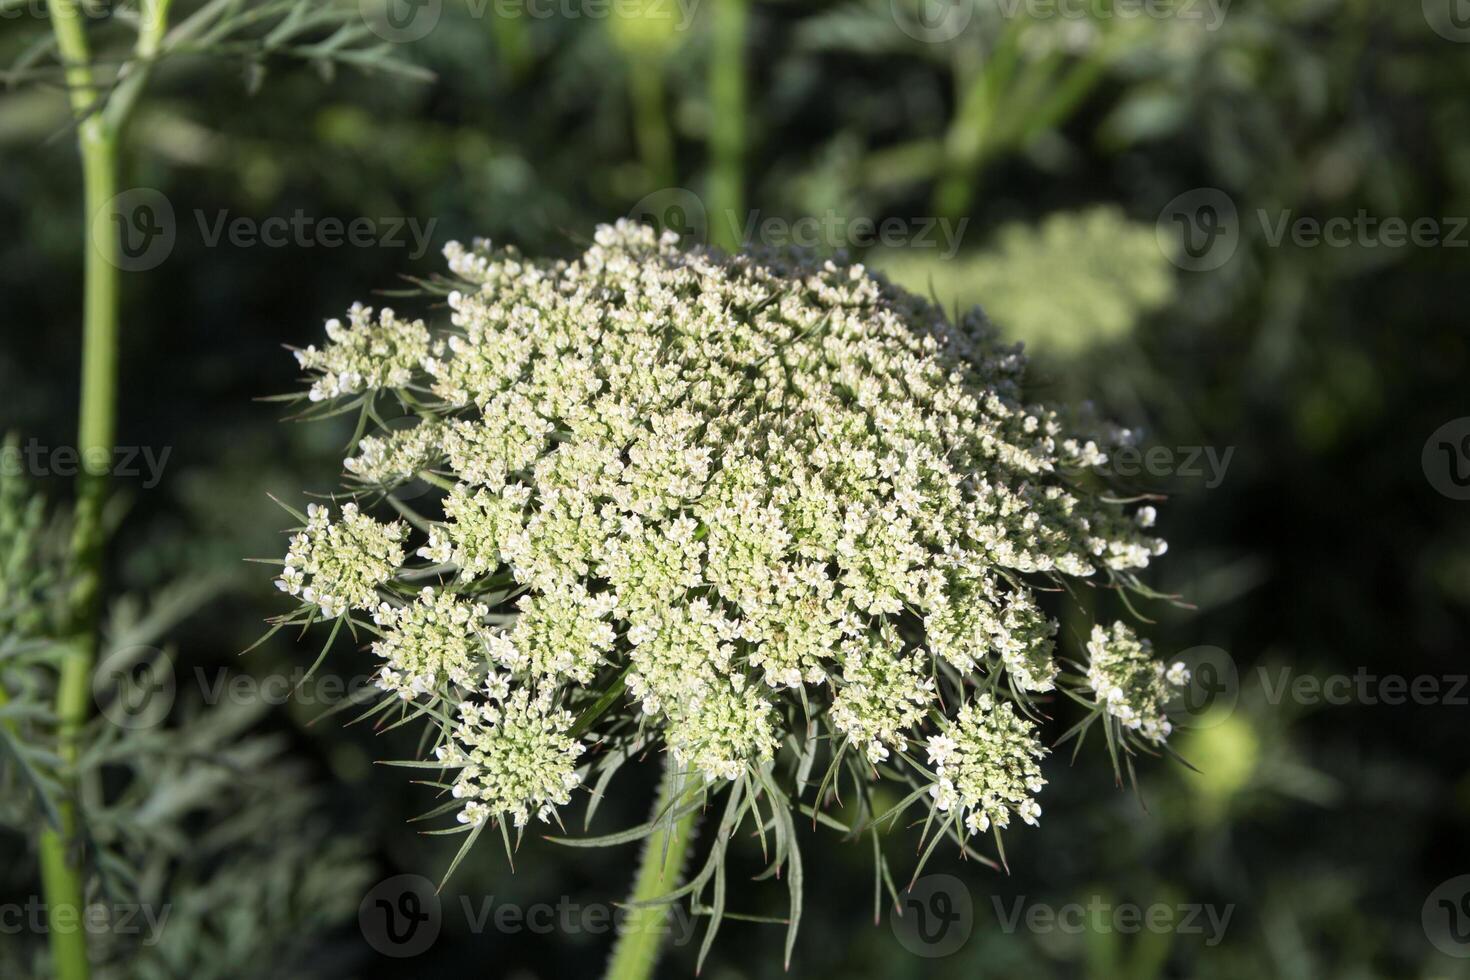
926;693;1047;836
294;303;431;402
371;588;490;699
438;679;586;829
1085;621;1191;742
274;220;1187;884
830;625;934;764
344;422;442;487
275;502;405;618
503;583;618;684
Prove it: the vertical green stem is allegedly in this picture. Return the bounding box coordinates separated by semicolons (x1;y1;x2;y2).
604;760;700;980
39;3;169;977
932;18;1023;221
707;0;747;252
490;7;531;81
41;7;116;978
628;57;675;192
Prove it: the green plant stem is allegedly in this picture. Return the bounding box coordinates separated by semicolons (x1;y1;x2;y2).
604;760;700;980
39;4;170;978
489;7;531;81
707;0;747;252
629;56;675;192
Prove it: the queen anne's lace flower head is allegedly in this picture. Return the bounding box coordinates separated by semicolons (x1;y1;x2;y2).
438;678;586;828
274;220;1184;859
371;588;490;699
1086;621;1191;741
926;693;1047;836
345;422;442;487
275;503;405;618
294;303;431;402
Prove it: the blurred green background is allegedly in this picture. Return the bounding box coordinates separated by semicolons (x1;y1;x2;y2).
3;0;1469;977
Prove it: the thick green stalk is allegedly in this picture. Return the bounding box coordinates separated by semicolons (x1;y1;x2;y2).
40;9;116;979
604;761;700;980
39;4;170;978
707;0;747;252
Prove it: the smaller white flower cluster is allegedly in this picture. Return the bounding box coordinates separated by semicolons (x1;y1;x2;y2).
418;483;530;579
625;600;780;781
498;584;618;684
923;573;1059;692
926;693;1047;836
294;303;431;403
437;677;586;828
829;625;935;765
344;422;442;486
372;588;490;699
1085;621;1191;742
275;503;406;618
